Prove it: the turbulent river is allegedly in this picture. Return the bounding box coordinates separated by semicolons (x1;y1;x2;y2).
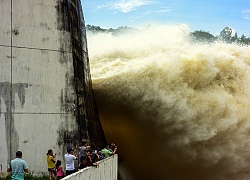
87;25;250;180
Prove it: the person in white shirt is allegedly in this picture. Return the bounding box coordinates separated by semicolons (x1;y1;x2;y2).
65;147;78;176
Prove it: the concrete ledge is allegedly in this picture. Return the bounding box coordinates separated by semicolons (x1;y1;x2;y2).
63;154;118;180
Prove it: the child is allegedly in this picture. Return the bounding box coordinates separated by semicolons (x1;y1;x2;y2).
55;160;65;179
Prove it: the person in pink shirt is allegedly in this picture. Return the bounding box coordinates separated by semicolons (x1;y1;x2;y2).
55;160;65;179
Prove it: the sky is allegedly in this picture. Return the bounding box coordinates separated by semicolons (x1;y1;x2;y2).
80;0;250;37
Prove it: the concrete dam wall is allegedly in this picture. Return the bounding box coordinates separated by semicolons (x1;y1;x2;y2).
63;155;118;180
0;0;106;174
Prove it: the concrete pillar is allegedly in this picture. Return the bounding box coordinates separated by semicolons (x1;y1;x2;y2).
0;0;106;175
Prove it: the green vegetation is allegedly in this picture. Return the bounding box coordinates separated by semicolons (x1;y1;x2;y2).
190;27;250;45
86;25;138;35
0;172;49;180
86;25;250;45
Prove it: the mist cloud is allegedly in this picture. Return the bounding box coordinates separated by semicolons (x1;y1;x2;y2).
87;25;250;179
143;7;171;15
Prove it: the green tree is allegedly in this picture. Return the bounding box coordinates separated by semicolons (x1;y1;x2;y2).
238;34;250;45
190;30;215;43
219;27;232;42
231;32;238;43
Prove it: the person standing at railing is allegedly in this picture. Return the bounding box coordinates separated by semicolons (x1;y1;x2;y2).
97;148;105;161
109;143;117;153
65;147;78;176
78;149;98;170
78;141;87;162
101;144;117;158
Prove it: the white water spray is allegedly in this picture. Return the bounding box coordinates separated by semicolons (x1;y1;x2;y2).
87;25;250;180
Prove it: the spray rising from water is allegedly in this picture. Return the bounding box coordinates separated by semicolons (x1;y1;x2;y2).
87;25;250;180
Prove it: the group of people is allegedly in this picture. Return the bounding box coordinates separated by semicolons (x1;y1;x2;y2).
46;142;118;179
6;143;117;180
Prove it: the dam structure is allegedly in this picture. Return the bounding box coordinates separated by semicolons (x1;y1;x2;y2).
0;0;106;175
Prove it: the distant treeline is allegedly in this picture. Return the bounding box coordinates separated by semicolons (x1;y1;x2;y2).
85;25;138;35
190;27;250;45
85;25;250;45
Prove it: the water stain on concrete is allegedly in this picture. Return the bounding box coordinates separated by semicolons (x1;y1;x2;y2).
56;0;106;150
0;81;28;162
12;27;19;36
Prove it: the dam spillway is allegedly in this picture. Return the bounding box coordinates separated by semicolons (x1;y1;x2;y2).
0;0;106;174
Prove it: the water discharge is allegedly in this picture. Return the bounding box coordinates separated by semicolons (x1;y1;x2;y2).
87;25;250;180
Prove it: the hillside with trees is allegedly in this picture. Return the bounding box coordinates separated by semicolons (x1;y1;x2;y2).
85;25;138;35
190;27;250;45
86;25;250;45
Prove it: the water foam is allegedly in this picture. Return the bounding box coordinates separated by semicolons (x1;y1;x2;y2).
87;25;250;180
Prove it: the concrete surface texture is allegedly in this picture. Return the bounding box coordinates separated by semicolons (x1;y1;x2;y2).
0;0;106;175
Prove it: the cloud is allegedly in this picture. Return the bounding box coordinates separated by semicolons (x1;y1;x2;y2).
242;10;250;20
143;7;171;15
98;0;156;13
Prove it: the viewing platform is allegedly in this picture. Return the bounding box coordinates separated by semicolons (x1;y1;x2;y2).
63;155;118;180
